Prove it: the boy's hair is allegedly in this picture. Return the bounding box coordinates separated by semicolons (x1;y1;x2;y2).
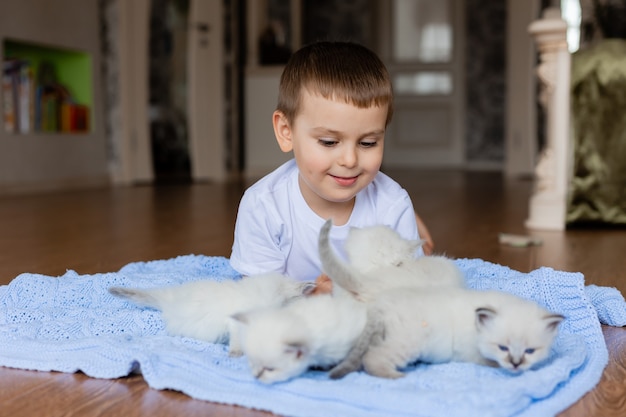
277;41;394;126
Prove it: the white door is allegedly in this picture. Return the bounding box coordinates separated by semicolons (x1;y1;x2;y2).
380;0;465;168
188;0;226;181
114;0;226;184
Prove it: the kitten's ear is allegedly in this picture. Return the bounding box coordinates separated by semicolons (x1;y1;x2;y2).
544;314;565;332
231;312;250;325
300;282;317;296
284;342;308;360
475;307;497;330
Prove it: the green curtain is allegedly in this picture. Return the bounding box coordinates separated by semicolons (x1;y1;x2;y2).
567;39;626;225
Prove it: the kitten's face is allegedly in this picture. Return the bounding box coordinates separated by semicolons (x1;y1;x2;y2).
475;306;563;372
235;312;310;384
246;340;309;384
345;226;421;271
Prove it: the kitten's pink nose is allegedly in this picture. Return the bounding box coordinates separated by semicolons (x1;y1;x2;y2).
511;358;524;369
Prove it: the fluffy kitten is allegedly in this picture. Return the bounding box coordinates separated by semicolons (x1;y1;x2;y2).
343;224;424;273
330;286;564;379
319;219;465;301
232;293;367;384
109;272;315;355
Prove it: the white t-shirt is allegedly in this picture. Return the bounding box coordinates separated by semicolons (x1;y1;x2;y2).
230;159;420;281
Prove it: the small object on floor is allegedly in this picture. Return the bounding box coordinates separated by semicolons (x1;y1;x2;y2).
499;233;543;247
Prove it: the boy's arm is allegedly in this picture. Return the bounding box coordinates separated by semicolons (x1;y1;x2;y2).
230;194;287;276
415;212;434;255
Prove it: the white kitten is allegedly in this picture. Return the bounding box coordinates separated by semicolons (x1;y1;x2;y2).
343;224;424;273
232;293;367;384
109;272;316;355
319;219;465;301
330;286;564;379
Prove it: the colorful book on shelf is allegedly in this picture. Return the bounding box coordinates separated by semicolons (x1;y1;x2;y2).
60;101;89;133
2;72;15;133
40;91;58;132
2;59;27;133
3;57;90;134
73;104;89;132
18;63;34;133
2;59;38;134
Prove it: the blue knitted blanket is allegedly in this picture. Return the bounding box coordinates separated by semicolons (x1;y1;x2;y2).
1;255;625;417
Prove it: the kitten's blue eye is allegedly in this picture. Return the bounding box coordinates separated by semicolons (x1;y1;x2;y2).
498;345;509;352
525;348;536;355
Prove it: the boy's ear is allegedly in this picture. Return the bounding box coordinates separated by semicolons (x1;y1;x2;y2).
273;110;293;153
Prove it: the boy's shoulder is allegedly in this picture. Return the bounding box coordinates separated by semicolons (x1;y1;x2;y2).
369;170;408;197
243;159;297;200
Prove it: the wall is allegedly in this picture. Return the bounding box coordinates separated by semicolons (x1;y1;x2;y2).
0;0;108;193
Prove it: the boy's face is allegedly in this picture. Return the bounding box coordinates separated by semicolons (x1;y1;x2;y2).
273;90;387;215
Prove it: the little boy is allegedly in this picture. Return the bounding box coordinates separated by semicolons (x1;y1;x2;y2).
230;41;431;286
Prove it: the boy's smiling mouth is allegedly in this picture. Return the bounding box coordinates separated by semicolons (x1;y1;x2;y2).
331;174;359;186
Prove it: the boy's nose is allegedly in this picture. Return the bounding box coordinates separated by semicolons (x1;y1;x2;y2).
338;146;358;168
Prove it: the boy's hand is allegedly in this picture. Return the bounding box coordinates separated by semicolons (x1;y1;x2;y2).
311;274;333;295
415;212;434;255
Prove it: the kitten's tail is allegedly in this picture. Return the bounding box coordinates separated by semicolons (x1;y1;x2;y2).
329;307;383;379
318;219;362;297
109;286;162;309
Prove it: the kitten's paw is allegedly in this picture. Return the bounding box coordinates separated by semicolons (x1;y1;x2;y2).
368;368;405;379
364;362;405;379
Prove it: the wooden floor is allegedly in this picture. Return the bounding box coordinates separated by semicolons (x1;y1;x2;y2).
0;170;624;417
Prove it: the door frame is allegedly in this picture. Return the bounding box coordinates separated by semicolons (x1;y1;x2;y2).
114;0;226;184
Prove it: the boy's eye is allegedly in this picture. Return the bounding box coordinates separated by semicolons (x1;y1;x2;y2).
360;141;378;148
318;139;337;147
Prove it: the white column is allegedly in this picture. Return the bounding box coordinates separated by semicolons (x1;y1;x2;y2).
525;7;571;230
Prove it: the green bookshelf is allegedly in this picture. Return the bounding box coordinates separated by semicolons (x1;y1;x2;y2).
2;38;93;134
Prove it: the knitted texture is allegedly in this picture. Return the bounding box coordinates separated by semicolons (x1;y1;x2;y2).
585;284;626;326
0;255;623;417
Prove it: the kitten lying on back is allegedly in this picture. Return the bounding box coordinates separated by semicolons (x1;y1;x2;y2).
232;293;366;384
109;273;315;356
319;219;464;301
330;286;564;379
